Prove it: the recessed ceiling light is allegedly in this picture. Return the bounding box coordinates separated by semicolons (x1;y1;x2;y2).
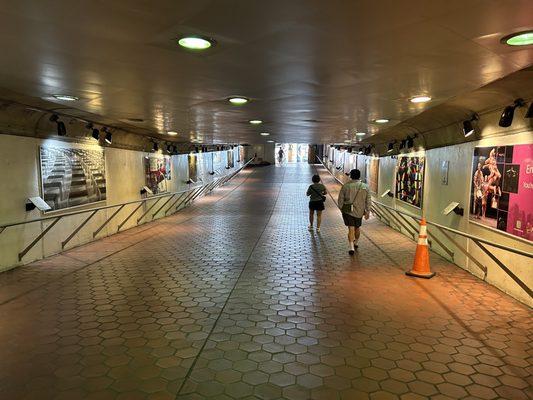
260;132;270;136
502;31;533;46
374;118;389;124
52;94;78;101
267;140;274;143
356;132;366;136
178;36;213;50
228;96;249;105
249;119;262;125
167;131;178;136
410;95;432;103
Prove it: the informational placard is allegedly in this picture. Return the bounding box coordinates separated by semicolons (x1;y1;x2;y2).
144;155;171;194
469;144;532;242
39;146;106;211
395;156;425;208
441;160;449;185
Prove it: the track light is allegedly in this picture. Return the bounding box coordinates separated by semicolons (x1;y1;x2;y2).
91;128;100;140
399;140;406;150
387;142;394;153
499;98;525;127
406;136;414;148
50;114;66;136
358;147;363;155
152;141;158;152
525;102;533;118
462;114;479;137
100;127;112;144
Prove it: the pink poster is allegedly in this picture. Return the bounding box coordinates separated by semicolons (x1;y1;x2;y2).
469;144;533;242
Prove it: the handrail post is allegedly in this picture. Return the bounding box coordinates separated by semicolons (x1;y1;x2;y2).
152;194;176;218
473;240;532;299
19;217;62;261
93;204;126;238
61;209;99;249
136;197;164;223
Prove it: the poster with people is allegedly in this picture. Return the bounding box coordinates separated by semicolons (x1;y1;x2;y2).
144;155;171;194
395;156;425;208
366;157;380;194
469;144;533;242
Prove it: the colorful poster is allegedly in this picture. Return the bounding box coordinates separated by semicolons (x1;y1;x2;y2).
144;155;171;194
367;158;380;194
188;154;198;182
469;144;533;242
40;146;106;211
395;156;425;208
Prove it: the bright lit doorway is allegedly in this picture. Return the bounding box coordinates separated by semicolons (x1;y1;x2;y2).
275;143;308;164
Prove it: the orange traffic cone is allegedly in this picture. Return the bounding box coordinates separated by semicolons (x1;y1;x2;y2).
406;218;436;279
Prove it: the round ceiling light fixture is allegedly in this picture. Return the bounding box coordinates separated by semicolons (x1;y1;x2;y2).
260;132;270;136
374;118;389;124
501;30;533;46
228;96;249;105
52;94;78;101
267;140;274;143
410;95;432;103
178;35;213;50
167;131;178;136
356;132;366;136
249;119;262;125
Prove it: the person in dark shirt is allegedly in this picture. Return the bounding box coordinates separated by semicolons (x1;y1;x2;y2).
306;174;327;232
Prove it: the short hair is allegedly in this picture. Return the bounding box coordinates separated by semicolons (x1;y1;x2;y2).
312;174;320;183
350;169;361;180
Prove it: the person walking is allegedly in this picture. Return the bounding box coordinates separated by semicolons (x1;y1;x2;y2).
338;169;371;255
306;174;327;232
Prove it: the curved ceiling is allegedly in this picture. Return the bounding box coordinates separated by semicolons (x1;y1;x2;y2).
0;0;531;144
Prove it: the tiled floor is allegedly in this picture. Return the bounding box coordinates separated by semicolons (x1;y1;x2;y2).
0;163;531;400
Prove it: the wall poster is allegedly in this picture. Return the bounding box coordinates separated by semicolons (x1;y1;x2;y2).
469;144;532;242
40;146;106;211
239;146;245;163
366;157;380;194
188;154;198;182
395;156;425;208
144;155;171;194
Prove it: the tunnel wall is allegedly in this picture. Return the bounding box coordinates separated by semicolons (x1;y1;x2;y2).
0;134;245;272
326;115;532;307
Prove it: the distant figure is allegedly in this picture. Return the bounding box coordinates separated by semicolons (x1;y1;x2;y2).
306;174;327;232
338;169;371;255
278;148;284;162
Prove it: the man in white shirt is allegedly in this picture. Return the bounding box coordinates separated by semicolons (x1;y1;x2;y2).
338;169;371;255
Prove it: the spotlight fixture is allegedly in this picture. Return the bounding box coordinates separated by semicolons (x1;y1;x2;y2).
50;114;67;136
104;129;112;144
501;30;533;46
525;102;533;118
462;114;479;137
52;94;78;101
228;96;249;105
249;120;262;125
406;136;414;149
91;128;100;140
358;148;363;155
374;119;389;124
499;98;525;127
152;141;158;152
167;131;178;136
399;140;406;150
387;142;395;153
410;95;431;103
177;35;214;50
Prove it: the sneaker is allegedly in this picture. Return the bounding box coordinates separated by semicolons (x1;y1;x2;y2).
353;242;359;250
316;227;321;233
349;250;355;255
308;225;313;231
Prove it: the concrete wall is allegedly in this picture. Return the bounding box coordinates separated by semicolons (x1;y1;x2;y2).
0;134;245;272
327;118;532;307
246;143;275;164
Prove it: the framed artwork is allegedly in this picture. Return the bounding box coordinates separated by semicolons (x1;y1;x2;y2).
144;155;171;194
395;156;425;208
227;150;234;168
188;154;198;182
40;146;106;211
367;157;380;194
469;144;532;242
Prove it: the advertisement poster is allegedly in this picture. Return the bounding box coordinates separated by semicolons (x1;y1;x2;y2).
144;155;171;194
366;157;380;194
188;154;198;182
227;150;234;168
239;146;245;163
40;146;106;211
469;144;532;242
395;156;425;208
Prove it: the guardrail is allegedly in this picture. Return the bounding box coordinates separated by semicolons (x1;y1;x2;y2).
0;158;254;263
316;155;532;299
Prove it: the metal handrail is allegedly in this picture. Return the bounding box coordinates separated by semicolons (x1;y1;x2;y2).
316;155;532;259
1;158;254;261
